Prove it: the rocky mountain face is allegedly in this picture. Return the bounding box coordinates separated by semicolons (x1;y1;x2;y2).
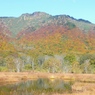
0;12;94;37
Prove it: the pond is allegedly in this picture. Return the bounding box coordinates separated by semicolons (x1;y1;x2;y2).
0;78;73;95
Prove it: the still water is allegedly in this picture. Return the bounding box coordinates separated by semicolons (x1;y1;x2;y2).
0;78;73;95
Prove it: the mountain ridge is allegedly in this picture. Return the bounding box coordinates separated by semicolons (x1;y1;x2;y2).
0;12;94;37
0;12;93;24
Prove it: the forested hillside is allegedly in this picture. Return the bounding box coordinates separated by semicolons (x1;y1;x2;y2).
0;12;95;73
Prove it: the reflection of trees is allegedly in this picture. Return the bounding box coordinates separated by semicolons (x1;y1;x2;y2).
0;78;72;95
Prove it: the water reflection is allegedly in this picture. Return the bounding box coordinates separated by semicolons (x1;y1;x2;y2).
0;78;73;95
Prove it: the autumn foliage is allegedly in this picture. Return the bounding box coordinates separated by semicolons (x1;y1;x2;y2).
0;24;95;72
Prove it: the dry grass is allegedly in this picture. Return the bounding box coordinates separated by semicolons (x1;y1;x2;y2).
0;72;95;95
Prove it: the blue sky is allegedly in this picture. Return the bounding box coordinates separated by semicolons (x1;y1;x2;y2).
0;0;95;23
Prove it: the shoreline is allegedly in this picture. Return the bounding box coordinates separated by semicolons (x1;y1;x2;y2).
0;72;95;95
0;72;95;83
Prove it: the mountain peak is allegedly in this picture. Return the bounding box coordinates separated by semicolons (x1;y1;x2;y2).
21;12;51;17
32;12;50;16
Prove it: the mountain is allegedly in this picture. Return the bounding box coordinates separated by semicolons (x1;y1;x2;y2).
0;12;51;36
0;12;95;73
0;12;95;54
0;12;95;37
